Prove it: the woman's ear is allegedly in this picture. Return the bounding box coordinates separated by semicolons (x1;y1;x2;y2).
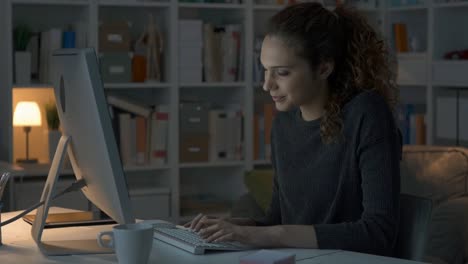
318;61;335;80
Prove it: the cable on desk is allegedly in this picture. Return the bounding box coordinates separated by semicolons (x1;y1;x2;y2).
0;179;86;227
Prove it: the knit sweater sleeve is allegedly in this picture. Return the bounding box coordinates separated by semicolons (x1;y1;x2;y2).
314;98;401;256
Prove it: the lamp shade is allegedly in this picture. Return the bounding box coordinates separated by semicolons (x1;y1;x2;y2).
13;101;42;127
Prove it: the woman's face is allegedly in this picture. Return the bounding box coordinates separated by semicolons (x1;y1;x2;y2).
260;35;329;113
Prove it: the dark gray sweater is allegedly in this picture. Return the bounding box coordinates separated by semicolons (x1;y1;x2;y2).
256;91;401;256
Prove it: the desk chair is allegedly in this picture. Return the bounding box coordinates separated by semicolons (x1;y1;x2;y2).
395;193;432;261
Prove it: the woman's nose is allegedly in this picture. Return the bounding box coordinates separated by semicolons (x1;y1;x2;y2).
263;74;275;92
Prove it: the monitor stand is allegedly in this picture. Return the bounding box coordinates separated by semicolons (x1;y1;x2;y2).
31;135;114;256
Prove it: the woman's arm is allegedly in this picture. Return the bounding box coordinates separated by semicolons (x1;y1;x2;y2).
197;218;319;248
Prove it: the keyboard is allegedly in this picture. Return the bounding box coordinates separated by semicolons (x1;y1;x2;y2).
153;226;253;255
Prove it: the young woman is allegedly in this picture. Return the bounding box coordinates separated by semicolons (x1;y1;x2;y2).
186;2;401;256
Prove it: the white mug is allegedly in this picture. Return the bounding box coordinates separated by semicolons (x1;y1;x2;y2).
97;223;154;264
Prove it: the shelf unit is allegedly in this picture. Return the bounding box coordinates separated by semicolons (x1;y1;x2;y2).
1;0;468;222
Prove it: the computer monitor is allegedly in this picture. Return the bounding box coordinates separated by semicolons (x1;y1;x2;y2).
31;48;135;256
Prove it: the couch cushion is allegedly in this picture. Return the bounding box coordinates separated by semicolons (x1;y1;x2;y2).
401;145;468;207
244;169;274;212
424;197;468;264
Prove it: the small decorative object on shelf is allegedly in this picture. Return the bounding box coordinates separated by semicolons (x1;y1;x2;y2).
409;35;421;52
13;102;42;164
444;49;468;60
145;14;163;82
13;24;32;85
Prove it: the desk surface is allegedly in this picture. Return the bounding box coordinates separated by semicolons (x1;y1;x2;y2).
0;161;24;175
0;210;426;264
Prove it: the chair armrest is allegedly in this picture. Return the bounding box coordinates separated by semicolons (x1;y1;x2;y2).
424;197;468;264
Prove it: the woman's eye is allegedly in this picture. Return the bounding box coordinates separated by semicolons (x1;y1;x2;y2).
276;70;289;76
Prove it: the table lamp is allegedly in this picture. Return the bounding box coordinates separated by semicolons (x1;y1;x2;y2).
13;101;42;163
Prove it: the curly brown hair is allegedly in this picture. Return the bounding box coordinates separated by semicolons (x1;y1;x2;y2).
266;2;398;144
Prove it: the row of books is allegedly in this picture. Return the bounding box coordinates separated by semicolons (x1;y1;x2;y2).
26;23;87;84
398;104;426;145
179;20;242;83
108;95;244;165
107;95;169;166
203;23;243;82
253;37;264;83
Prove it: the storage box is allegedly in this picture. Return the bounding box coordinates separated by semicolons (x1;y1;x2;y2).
99;21;131;52
179;20;203;43
130;188;170;220
432;61;468;86
178;43;203;67
180;135;209;162
180;103;209;135
179;66;203;83
99;52;132;83
397;54;427;85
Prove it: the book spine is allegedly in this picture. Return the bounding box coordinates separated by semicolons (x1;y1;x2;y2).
415;114;426;145
150;106;169;165
119;113;134;166
136;116;147;165
394;23;408;52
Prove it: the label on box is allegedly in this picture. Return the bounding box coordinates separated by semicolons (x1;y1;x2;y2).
107;34;123;43
189;117;201;123
109;66;125;74
188;147;201;153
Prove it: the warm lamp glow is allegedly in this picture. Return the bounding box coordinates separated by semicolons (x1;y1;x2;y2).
13;101;42;127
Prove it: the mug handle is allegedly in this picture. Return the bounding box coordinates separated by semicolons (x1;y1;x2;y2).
97;231;114;249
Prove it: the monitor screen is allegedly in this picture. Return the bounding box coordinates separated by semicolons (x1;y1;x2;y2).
50;48;134;224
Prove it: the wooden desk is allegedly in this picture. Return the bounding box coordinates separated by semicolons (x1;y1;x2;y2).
0;209;427;264
0;161;25;211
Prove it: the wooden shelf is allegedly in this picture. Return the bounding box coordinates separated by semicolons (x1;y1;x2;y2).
253;4;285;11
13;83;53;89
178;2;245;9
98;0;170;7
124;164;171;172
397;52;428;60
253;160;271;166
434;1;468;8
12;0;88;6
179;82;246;88
179;161;244;168
387;5;428;11
432;60;468;87
14;163;170;177
104;82;172;89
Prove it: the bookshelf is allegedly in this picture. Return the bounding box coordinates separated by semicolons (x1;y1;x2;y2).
1;0;468;222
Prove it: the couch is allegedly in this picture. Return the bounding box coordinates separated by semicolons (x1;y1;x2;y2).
231;145;468;264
